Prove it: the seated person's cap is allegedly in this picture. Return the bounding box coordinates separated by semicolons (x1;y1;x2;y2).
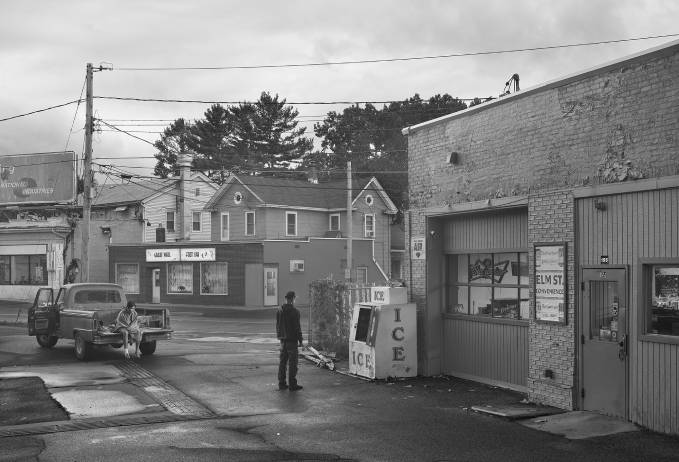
126;301;136;309
285;291;295;300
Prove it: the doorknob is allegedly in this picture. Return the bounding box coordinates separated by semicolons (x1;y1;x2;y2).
618;334;628;360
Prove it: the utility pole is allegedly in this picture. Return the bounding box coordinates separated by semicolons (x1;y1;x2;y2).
82;63;93;282
346;159;352;281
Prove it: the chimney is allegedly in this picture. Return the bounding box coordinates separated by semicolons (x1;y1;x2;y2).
176;153;192;241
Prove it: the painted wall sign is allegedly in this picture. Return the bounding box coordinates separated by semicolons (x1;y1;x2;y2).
535;243;567;324
0;152;75;205
411;237;425;260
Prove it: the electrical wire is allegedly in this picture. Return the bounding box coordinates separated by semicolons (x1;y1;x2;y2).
112;33;679;71
0;99;83;122
64;77;87;152
94;96;490;105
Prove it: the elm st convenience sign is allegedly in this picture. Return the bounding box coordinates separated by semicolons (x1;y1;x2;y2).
0;152;76;205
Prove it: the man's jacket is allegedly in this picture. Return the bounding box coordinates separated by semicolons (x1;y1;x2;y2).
276;303;303;343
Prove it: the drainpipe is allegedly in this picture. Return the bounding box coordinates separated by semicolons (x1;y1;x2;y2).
177;153;191;241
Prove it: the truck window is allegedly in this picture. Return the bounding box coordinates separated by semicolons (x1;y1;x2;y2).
74;290;122;304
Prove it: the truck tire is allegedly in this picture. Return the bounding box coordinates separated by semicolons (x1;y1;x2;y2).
36;334;58;348
74;333;91;361
139;340;157;356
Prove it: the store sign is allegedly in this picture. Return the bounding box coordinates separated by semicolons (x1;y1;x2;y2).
146;249;180;262
0;152;75;205
146;248;216;262
181;248;215;261
411;237;425;260
535;243;567;324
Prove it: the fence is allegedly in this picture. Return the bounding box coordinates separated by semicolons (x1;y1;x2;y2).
308;280;373;359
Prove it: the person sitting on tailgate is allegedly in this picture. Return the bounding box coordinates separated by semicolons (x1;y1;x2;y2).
115;301;141;359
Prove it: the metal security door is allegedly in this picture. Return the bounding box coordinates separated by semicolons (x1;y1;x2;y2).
264;266;278;306
581;267;627;418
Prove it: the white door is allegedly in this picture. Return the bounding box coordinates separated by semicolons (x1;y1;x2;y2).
264;266;278;306
152;269;161;304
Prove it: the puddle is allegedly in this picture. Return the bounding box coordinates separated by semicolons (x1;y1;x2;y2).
0;364;124;387
188;336;278;344
50;389;149;418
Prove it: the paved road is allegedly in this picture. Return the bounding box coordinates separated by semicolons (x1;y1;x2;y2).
2;307;679;461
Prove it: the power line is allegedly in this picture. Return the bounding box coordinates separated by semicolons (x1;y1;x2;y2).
112;33;679;71
94;96;489;105
0;99;83;122
64;77;87;152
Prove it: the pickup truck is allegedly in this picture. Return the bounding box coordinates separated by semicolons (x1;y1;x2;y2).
27;283;173;360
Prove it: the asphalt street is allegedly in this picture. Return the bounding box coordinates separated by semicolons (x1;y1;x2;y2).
1;301;679;461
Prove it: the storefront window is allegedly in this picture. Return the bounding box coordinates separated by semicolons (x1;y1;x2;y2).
0;255;47;285
201;262;228;295
648;265;679;336
116;263;140;294
447;252;529;320
168;263;193;294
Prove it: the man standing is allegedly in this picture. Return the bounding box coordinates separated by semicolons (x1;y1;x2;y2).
276;291;303;391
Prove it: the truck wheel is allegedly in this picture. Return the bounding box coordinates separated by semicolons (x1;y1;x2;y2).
74;333;91;361
36;334;58;348
139;340;157;356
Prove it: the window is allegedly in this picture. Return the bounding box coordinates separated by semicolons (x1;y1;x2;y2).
201;262;228;295
364;214;375;238
0;255;47;285
286;211;297;236
195;187;200;197
168;263;193;294
290;260;305;272
221;213;230;241
245;211;255;236
646;265;679;337
166;211;175;232
329;214;340;231
115;263;139;294
356;266;368;284
74;289;121;305
192;211;201;232
446;252;529;320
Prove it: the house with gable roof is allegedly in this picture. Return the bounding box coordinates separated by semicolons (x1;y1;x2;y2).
86;157;218;285
203;173;400;305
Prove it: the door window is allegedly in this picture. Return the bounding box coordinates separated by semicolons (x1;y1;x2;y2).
588;280;620;342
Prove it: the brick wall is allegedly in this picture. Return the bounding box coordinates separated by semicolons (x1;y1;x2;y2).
405;44;679;398
527;189;576;408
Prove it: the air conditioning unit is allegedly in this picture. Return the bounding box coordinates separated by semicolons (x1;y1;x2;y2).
366;230;375;238
290;260;305;272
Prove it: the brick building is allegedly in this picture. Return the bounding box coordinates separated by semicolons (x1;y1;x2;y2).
403;39;679;434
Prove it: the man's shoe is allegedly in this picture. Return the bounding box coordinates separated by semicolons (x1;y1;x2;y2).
289;384;303;391
278;384;288;390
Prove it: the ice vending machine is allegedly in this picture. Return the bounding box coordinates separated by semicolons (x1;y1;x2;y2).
348;287;417;379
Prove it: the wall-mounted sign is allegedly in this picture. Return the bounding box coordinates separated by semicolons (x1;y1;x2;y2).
600;255;609;264
0;152;76;205
146;249;180;262
145;248;216;262
535;243;567;324
411;237;425;260
181;248;216;261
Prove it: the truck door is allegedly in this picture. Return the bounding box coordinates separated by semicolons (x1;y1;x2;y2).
28;288;56;336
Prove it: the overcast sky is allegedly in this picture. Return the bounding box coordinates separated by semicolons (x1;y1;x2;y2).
1;0;677;181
